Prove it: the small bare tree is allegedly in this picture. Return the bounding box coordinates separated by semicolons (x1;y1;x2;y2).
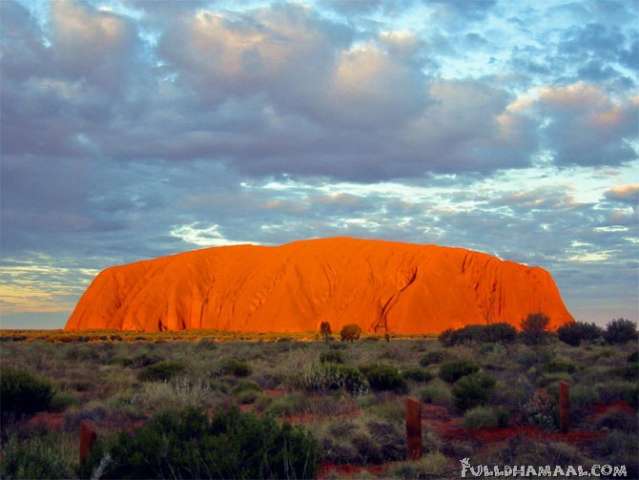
319;321;332;343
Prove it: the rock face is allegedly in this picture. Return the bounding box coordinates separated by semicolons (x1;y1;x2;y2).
65;237;573;333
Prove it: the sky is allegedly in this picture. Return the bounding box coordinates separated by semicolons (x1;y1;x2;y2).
1;0;638;329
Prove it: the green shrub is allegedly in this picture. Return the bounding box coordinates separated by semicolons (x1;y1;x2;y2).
120;352;161;368
138;361;186;382
604;318;638;344
232;381;261;404
319;351;344;364
82;407;318;479
557;322;603;346
366;400;405;423
596;381;639;409
419;350;446;367
64;345;100;362
543;358;577;374
610;363;639;381
452;372;496;411
594;410;638;433
520;313;550;345
0;432;75;479
463;406;509;429
236;389;260;405
264;393;309;417
438;329;455;346
483;323;518;343
219;358;252;377
439;360;480;383
340;324;362;342
570;384;599;416
402;368;433;383
1;368;53;418
359;364;407;393
438;323;517;346
195;339;217;351
49;391;78;412
389;452;449;479
515;346;552;368
537;372;573;388
419;382;453;407
299;363;368;395
438;325;484;346
628;351;639;363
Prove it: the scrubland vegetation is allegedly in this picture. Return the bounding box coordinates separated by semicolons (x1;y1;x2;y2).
0;317;637;479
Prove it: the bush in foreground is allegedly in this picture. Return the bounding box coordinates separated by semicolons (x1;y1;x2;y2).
402;367;433;383
319;350;344;364
82;407;318;479
419;350;446;366
557;322;603;346
419;381;453;407
299;362;368;395
439;360;480;383
463;406;509;429
219;358;252;377
452;372;496;411
138;361;186;382
359;364;408;393
0;432;75;479
1;368;53;419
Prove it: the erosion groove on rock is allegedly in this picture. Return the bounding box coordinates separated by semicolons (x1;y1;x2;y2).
65;237;573;333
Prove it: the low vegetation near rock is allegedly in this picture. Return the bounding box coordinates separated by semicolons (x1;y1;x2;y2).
439;323;517;346
604;318;638;344
557;322;603;346
520;313;551;345
340;324;362;342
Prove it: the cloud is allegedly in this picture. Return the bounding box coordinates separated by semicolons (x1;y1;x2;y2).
604;183;639;205
505;83;639;167
169;223;256;247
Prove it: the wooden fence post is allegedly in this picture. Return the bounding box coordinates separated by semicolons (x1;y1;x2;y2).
405;397;422;460
79;421;97;464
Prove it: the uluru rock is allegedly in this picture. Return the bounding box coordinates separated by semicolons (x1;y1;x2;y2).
65;237;573;333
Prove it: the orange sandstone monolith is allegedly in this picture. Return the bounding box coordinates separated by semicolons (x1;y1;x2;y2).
65;237;573;333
